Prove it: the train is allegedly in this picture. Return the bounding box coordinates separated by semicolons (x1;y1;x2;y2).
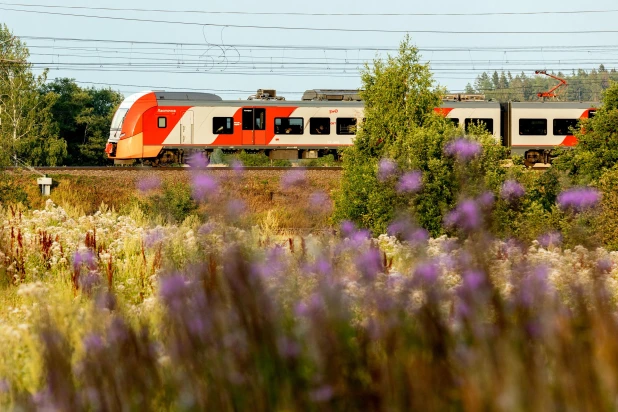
105;89;597;166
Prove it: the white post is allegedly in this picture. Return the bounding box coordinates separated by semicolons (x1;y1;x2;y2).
37;176;52;196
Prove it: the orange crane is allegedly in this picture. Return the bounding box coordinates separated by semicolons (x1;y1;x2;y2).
535;70;567;98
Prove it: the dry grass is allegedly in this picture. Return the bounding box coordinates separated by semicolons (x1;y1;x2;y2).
4;169;342;229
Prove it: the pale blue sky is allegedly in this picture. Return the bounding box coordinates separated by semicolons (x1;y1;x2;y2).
2;0;617;100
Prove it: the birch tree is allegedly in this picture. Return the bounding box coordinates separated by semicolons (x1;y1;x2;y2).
0;24;66;166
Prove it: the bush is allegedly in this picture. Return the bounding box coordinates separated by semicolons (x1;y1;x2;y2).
139;181;198;223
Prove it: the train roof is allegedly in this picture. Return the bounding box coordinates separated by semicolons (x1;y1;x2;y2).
154;92;222;102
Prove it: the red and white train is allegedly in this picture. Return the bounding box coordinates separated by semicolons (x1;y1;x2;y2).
105;89;597;165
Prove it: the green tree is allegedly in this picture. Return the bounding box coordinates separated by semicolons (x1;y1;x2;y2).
552;81;618;183
334;36;508;236
0;24;66;166
41;79;123;165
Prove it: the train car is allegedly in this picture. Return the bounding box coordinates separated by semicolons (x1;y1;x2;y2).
506;102;596;164
106;89;363;165
106;89;598;165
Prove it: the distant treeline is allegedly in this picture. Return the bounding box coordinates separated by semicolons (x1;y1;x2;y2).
464;65;618;102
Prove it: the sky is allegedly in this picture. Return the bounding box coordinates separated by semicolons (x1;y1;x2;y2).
2;0;618;101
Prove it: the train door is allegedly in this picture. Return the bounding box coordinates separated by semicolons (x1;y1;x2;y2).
181;111;194;144
242;107;266;145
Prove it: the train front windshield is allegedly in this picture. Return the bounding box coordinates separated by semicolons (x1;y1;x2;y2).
110;108;128;131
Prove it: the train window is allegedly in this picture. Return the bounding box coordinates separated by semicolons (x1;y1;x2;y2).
213;117;234;134
275;117;304;134
242;108;266;131
310;118;331;135
519;119;547;135
158;117;167;128
337;118;357;135
464;118;493;134
449;118;460;127
254;108;266;131
553;119;578;136
589;110;597;119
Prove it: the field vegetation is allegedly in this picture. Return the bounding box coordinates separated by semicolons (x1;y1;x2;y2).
2;36;618;410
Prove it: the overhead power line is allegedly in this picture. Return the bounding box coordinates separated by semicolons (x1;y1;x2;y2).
2;2;618;17
3;6;618;34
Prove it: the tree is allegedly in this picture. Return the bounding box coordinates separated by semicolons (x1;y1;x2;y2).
334;36;509;236
552;81;618;183
41;79;123;165
0;24;66;166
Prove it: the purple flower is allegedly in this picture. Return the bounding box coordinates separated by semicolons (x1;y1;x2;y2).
444;199;482;232
159;275;187;303
198;222;215;236
355;248;383;281
281;169;307;189
538;231;562;248
462;270;484;290
387;219;429;245
277;337;301;359
501;179;525;202
340;220;357;238
557;187;601;212
309;191;332;213
192;174;218;201
445;138;482;160
378;158;397;181
396;171;422;193
294;293;325;317
477;191;495;208
414;260;440;283
231;159;244;171
73;249;96;271
597;258;613;273
187;152;209;168
136;176;161;193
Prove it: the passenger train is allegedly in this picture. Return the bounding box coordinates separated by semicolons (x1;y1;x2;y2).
105;89;597;165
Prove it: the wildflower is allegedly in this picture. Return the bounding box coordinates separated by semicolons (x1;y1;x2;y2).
227;199;246;217
309;191;332;213
355;248;383;281
557;187;601;212
143;227;165;248
388;219;429;245
73;249;96;271
501;179;525;202
396;171;422;193
597;258;613;273
445;138;482;160
414;260;441;283
377;158;397;181
136;176;161;193
340;220;357;237
444;199;482;232
538;231;562;248
231;159;244;171
192;174;218;201
83;334;104;353
281;169;307;189
187;151;209;168
277;336;301;359
198;222;215;236
462;270;484;290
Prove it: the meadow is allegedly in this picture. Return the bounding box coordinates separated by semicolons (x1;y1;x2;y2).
0;158;618;410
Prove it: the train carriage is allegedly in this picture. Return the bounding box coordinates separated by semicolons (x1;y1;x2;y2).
106;89;598;165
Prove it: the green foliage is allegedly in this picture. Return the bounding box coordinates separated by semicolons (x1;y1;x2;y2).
335;36;509;236
139;182;198;223
0;172;29;206
552;81;618;183
298;154;339;167
468;66;618;102
41;78;123;165
0;24;66;167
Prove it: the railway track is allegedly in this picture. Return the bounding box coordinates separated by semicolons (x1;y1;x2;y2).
5;166;344;172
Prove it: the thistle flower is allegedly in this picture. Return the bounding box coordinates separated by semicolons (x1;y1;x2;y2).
340;220;357;238
445;138;482;160
355;248;383;281
557;187;601;212
414;260;441;283
309;191;332;214
396;171;422;193
136;176;161;193
187;152;209;168
444;199;482;232
501;179;525;202
281;169;307;189
378;158;397;181
192;174;218;201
